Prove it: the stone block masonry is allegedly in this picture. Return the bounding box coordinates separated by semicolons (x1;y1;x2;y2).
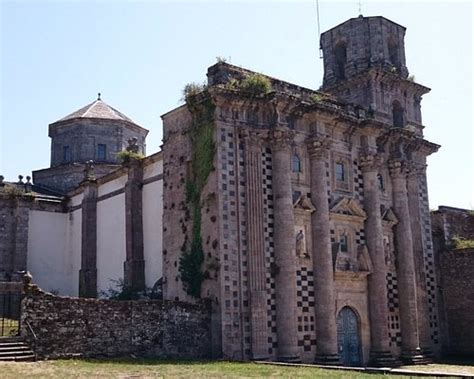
21;287;212;359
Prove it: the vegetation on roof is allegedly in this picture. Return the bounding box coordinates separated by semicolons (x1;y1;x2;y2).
451;236;474;250
226;73;272;95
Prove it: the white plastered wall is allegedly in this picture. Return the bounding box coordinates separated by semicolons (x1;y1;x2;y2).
96;193;126;295
143;177;163;288
68;210;82;296
27;210;74;295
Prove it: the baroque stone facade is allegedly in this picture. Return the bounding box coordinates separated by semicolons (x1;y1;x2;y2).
162;16;441;366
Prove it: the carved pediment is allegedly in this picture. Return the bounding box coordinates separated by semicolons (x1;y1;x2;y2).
293;194;316;213
330;197;367;222
382;208;399;227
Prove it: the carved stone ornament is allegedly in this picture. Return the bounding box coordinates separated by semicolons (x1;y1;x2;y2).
83;160;96;182
306;134;332;159
382;207;399;227
293;193;316;213
126;137;140;153
359;152;384;173
268;128;294;150
330;197;367;223
388;159;408;179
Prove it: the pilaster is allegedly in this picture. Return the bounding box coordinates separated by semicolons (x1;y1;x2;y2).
79;165;98;298
306;135;340;365
124;158;145;291
242;129;269;360
269;128;300;362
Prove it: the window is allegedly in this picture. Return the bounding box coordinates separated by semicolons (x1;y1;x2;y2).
97;144;107;161
339;234;348;253
377;173;384;190
292;154;302;173
335;162;345;182
63;146;71;163
334;42;347;80
392;101;404;128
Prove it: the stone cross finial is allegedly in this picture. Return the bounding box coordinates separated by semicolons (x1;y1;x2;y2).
126;137;139;153
97;92;101;101
83;160;96;181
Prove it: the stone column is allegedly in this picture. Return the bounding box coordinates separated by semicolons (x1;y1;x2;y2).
242;130;269;360
270;128;300;362
389;160;424;363
406;164;433;355
124;159;145;291
79;179;98;298
359;153;396;366
306;135;340;364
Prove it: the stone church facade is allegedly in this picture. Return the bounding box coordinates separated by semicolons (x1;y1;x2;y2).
162;16;440;365
1;14;461;366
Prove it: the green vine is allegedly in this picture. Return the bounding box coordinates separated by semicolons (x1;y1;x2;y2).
179;89;216;298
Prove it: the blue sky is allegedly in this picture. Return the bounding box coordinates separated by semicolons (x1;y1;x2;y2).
1;0;472;209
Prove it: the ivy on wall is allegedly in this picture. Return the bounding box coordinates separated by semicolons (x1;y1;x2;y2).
179;90;216;298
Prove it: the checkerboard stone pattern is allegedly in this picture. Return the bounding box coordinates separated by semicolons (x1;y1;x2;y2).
262;147;278;356
386;271;402;349
296;266;317;356
219;126;245;359
353;159;364;204
418;174;439;346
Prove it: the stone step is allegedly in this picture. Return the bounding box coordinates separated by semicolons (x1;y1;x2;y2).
0;350;34;358
0;336;23;343
0;354;36;362
0;345;31;353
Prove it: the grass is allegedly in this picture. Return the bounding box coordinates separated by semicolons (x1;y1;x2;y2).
1;318;19;337
1;359;472;378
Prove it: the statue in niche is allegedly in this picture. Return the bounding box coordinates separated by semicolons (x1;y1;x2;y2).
357;244;372;272
83;160;96;181
296;229;309;258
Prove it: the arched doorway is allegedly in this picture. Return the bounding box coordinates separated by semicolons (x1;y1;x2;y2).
337;306;362;366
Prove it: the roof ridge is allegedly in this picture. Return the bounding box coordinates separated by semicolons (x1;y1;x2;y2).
81;100;99;118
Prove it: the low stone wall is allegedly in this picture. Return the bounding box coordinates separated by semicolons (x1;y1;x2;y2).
21;287;212;359
439;248;474;357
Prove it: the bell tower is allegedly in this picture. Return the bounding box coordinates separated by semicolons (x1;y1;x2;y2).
320;15;429;132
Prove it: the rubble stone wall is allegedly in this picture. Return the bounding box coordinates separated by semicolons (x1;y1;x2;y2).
22;288;212;359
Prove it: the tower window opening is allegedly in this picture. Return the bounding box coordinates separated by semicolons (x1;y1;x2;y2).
63;146;71;163
392;101;404;128
97;144;107;161
334;42;347;80
388;39;400;71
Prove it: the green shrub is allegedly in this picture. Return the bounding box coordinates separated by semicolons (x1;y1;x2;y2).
182;82;207;102
239;73;272;95
116;150;145;163
451;236;474;250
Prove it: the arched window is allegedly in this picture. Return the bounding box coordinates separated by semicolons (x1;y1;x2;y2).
392;101;404;128
292;154;302;173
334;42;347;80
